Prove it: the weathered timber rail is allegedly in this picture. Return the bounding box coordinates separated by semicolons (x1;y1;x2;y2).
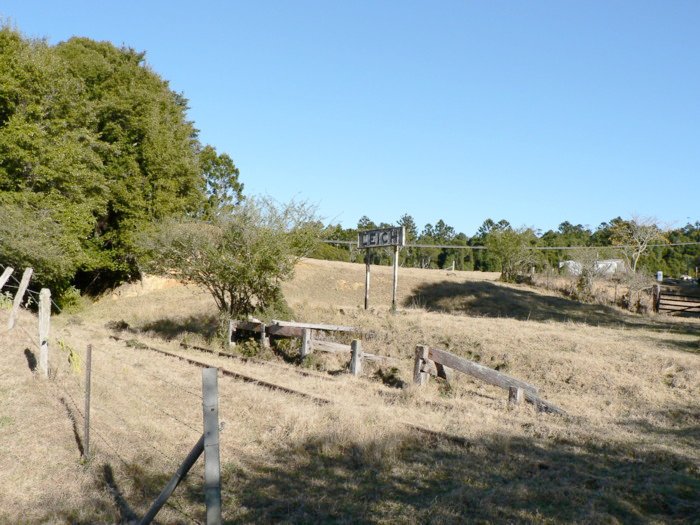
229;319;396;369
109;334;472;446
414;345;566;415
655;291;700;316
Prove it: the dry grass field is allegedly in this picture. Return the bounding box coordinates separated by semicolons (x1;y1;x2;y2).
1;258;698;524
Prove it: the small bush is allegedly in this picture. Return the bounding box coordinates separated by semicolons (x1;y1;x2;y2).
57;286;86;313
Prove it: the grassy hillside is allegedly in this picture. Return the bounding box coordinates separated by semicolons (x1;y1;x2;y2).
1;259;698;523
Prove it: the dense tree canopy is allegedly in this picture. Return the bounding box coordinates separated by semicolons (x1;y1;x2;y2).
0;27;241;299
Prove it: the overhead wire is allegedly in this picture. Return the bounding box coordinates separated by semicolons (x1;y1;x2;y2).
322;239;700;250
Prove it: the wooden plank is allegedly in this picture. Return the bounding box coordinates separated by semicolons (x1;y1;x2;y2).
659;297;700;303
7;267;32;330
428;347;539;395
270;320;356;332
230;320;263;333
311;340;351;353
522;390;567;415
38;288;51;378
660;292;700;299
0;267;13;291
267;324;303;338
659;303;700;311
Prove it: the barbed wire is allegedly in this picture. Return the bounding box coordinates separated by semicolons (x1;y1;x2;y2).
90;403;180;467
55;371;206;481
38;376;202;523
164;501;202;525
93;347;204;417
88;365;202;436
3;319;204;523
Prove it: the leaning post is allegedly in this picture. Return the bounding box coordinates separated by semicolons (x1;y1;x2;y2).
8;267;33;330
0;266;13;291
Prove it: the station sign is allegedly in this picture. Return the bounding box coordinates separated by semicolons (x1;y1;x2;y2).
358;227;405;249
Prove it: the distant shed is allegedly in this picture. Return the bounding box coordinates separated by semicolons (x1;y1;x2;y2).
559;259;626;276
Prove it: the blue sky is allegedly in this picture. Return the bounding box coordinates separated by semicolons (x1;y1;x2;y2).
2;1;698;236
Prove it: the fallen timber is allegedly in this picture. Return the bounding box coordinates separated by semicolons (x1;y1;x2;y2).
414;345;566;415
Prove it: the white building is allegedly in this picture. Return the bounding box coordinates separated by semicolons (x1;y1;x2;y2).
559;259;626;276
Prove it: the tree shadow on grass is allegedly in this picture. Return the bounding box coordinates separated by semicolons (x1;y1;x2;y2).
405;280;700;336
621;406;700;451
140;314;220;341
70;424;700;523
225;431;700;524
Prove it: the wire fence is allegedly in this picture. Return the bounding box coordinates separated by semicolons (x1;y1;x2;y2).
2;310;207;524
0;263;63;312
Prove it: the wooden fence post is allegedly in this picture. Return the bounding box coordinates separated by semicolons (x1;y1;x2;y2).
391;245;399;312
84;344;92;458
653;284;661;312
202;368;222;524
508;386;524;407
0;267;13;291
8;267;33;330
350;340;362;376
38;288;51;379
258;322;269;349
364;250;371;310
413;345;430;386
300;328;312;358
227;319;234;349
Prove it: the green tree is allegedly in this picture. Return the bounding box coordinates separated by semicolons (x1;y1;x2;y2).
484;226;539;282
198;144;244;218
0;26;243;298
138;198;321;320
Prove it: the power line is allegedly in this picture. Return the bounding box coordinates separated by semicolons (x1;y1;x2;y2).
321;240;700;251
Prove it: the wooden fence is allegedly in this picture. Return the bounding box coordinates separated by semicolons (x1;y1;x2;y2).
654;287;700;316
229;319;395;376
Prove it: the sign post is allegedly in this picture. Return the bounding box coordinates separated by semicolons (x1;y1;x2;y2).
358;227;405;311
